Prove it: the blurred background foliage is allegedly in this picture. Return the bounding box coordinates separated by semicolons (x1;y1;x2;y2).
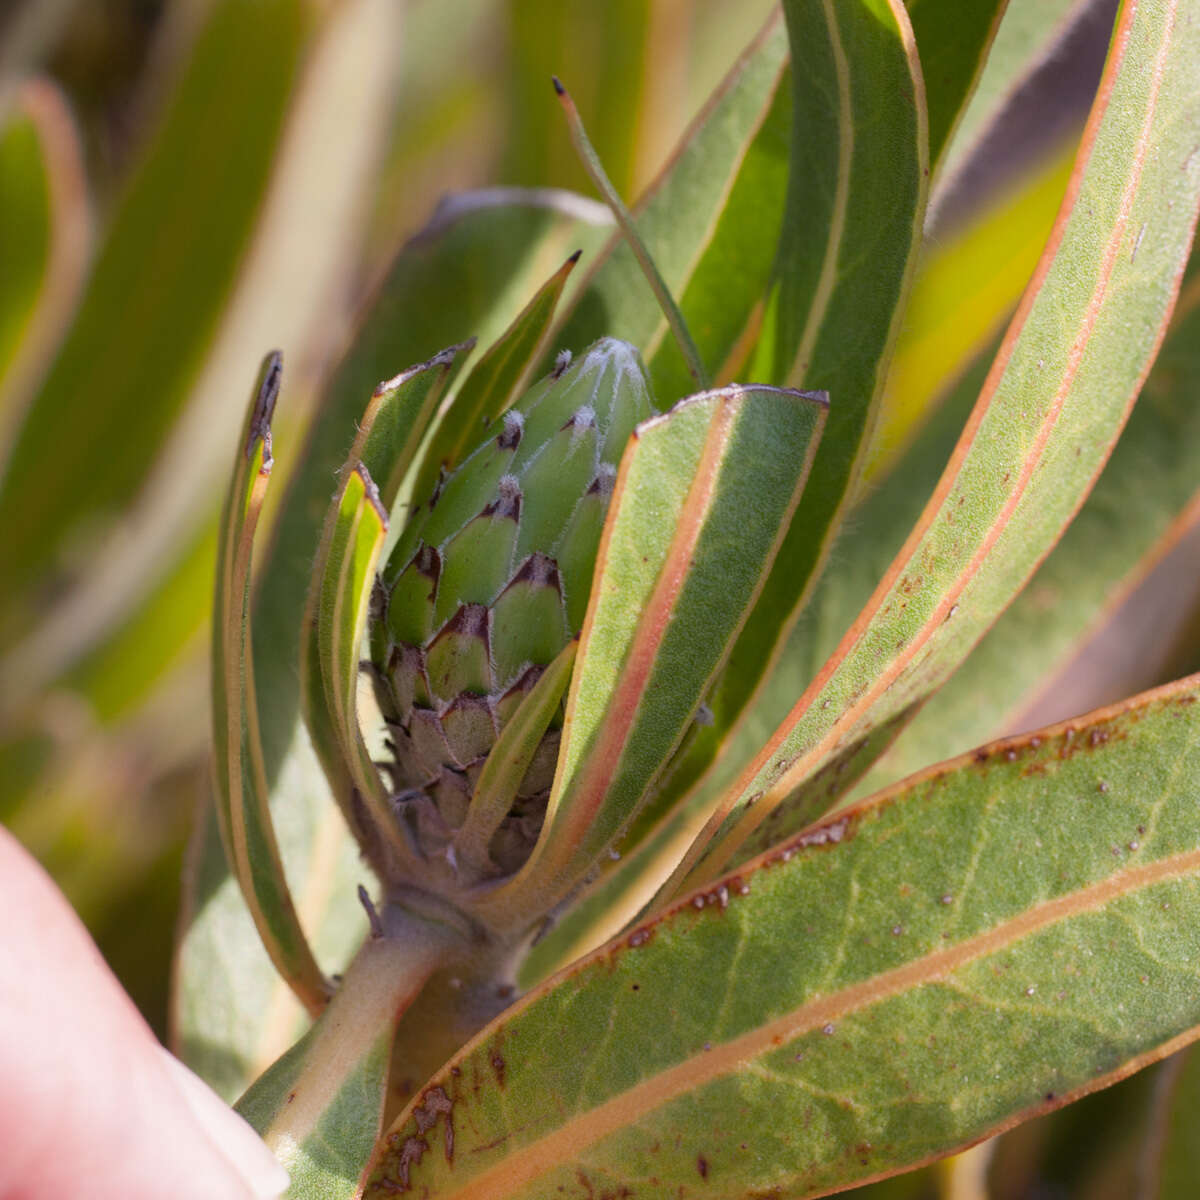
1;0;1196;1096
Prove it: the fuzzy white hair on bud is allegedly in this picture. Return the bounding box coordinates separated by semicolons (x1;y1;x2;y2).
553;348;573;376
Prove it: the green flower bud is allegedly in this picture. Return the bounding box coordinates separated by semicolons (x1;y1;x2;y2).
369;338;655;877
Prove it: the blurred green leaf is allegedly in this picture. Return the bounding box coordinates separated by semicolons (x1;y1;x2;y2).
861;253;1200;793
502;0;652;199
0;0;313;630
367;674;1200;1199
936;0;1100;197
1141;1046;1200;1199
867;143;1076;477
0;79;87;446
0;101;51;382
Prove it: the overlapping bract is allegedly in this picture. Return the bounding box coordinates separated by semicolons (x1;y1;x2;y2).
368;338;654;878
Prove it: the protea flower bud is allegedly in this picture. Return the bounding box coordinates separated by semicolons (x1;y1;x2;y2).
368;338;655;878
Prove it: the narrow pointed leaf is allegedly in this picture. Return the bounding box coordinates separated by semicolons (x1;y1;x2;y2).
408;251;579;508
651;0;927;828
0;0;314;618
469;385;827;931
863;251;1200;792
905;0;1007;172
212;352;328;1017
367;673;1200;1200
303;464;402;881
302;347;470;874
548;12;791;397
686;0;1200;884
452;639;578;879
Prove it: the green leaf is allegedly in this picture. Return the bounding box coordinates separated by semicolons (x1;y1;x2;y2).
469;384;827;933
0;81;85;413
1141;1046;1200;1198
0;0;314;624
367;673;1200;1200
685;0;1200;883
861;252;1200;793
407;250;579;510
0;0;402;717
211;351;329;1018
452;639;578;879
867;143;1077;478
905;0;1006;172
549;11;791;397
302;345;469;879
654;0;927;828
500;0;652;200
174;741;369;1102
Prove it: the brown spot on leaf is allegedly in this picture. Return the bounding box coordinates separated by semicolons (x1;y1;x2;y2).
697;1154;709;1179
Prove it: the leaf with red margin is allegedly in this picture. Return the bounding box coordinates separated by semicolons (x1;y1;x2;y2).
682;0;1200;886
365;673;1200;1200
211;351;329;1017
648;0;928;838
466;384;827;934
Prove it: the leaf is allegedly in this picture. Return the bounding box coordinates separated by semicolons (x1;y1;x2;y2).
653;0;927;828
0;0;402;711
905;0;1006;172
684;0;1200;883
407;250;579;510
174;740;369;1102
867;142;1077;479
303;464;399;881
0;0;314;626
500;0;654;200
211;351;328;1017
0;79;87;444
1140;1045;1200;1198
549;11;792;397
468;384;827;933
935;0;1107;209
452;639;578;879
861;251;1200;793
366;673;1200;1200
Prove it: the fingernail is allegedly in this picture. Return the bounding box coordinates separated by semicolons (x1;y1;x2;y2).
158;1047;291;1198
